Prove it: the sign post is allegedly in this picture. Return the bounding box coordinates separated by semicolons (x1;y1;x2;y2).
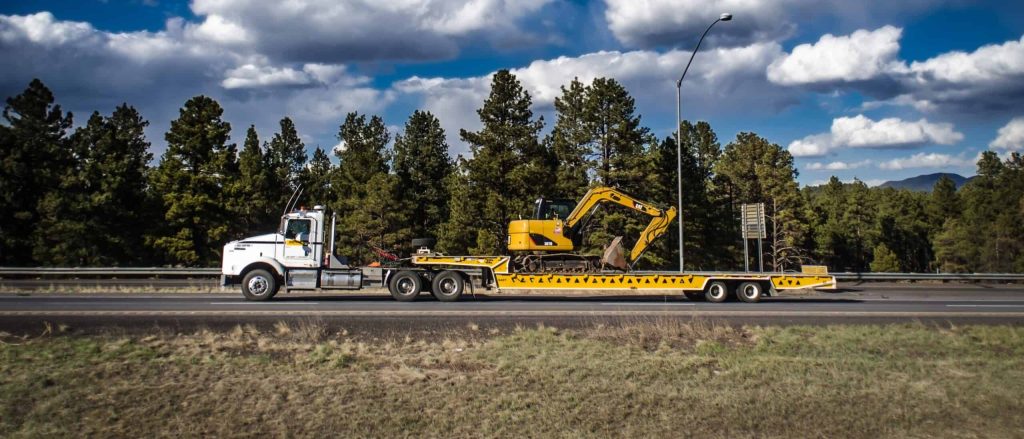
740;203;766;272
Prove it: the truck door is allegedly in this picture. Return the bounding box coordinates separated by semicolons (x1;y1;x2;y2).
282;217;317;267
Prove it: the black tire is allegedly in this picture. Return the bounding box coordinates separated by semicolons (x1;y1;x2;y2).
737;281;764;303
705;280;730;303
684;291;705;301
431;270;465;302
388;270;423;302
241;269;279;301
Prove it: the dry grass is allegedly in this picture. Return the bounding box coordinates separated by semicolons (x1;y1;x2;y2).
1;321;1023;438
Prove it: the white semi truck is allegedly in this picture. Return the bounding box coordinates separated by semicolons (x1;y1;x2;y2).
221;204;837;302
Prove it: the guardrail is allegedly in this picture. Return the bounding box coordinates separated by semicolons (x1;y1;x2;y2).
832;272;1024;282
2;267;1023;282
0;267;219;277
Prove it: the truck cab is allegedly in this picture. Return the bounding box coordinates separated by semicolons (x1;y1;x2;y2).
220;205;362;300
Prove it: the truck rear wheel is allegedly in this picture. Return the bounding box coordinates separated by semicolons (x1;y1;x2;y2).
388;270;423;302
705;281;729;303
431;270;465;302
242;269;278;301
737;281;764;303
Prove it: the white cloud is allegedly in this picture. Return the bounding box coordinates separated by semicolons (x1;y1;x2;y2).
188;0;553;63
908;36;1024;84
878;152;974;170
222;64;312;89
788;115;962;157
990;117;1024;152
392;43;792;154
805;160;871;171
770;26;1024;115
767;26;905;86
832;115;962;148
604;0;794;49
788;134;834;158
185;14;250;45
602;0;947;50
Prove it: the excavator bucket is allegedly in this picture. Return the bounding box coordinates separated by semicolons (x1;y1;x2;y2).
601;236;628;271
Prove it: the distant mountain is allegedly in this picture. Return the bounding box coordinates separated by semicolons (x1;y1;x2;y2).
879;173;973;192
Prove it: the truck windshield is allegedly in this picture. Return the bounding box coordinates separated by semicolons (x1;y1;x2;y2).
285;219;311;240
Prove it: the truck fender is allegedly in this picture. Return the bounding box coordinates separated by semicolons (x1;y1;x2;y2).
242;257;287;279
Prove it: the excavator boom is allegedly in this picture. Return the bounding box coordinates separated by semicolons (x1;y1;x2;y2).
564;187;677;264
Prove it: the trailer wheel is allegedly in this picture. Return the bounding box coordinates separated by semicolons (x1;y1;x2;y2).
388;270;423;302
431;270;465;302
737;282;763;303
241;269;278;301
684;291;705;301
705;281;729;303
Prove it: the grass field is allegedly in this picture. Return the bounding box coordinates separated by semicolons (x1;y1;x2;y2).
2;320;1022;438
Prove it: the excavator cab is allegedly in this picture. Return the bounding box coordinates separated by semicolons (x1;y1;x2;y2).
534;198;574;220
508;197;575;252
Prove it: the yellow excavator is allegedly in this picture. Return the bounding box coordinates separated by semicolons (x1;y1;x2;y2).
507;187;677;272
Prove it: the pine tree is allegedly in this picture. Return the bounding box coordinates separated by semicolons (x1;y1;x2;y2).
717;132;809;271
654;121;734;270
0;79;73;265
332;112;400;263
33;112;99;265
333;112;389;198
813;176;849;270
266;117;306;208
299;147;334;207
869;243;900;272
235;125;276;235
456;70;553;254
928;175;960;223
933;218;974;272
149;96;238;266
842;179;875;272
436;159;476;254
547;78;592;200
587;78;651;191
393;110;453;241
578;78;658;264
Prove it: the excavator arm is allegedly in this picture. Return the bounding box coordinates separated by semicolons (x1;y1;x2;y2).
564;187;677;264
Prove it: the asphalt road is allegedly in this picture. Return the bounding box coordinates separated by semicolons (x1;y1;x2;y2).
1;283;1022;334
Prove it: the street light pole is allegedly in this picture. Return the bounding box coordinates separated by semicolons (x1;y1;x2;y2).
676;12;731;272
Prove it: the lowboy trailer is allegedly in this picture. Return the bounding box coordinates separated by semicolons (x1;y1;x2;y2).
221;205;837;303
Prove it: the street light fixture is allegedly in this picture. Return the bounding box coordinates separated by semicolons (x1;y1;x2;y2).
675;12;731;271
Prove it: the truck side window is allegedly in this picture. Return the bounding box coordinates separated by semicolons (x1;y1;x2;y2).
285;219;311;241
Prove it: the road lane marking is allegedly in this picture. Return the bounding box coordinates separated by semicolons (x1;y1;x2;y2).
2;310;1023;318
209;302;320;305
946;304;1024;308
600;303;695;306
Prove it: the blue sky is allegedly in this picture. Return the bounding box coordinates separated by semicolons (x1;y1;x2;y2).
3;0;1024;187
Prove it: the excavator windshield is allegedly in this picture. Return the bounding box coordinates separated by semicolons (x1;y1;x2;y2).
534;198;574;220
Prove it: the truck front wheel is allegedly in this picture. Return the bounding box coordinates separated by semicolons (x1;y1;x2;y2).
388;270;423;302
242;269;279;301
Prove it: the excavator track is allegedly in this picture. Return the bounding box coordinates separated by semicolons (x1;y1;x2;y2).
512;254;603;273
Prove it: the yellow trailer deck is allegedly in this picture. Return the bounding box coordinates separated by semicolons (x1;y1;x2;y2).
405;255;836;303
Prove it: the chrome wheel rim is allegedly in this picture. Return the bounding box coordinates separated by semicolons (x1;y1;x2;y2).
397;277;416;295
709;284;725;299
248;276;269;296
742;284;759;299
438;278;458;296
